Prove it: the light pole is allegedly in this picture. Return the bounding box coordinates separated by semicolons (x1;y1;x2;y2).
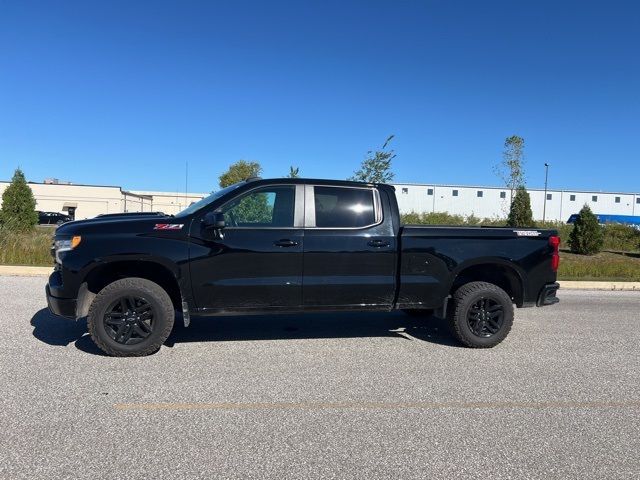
543;163;549;223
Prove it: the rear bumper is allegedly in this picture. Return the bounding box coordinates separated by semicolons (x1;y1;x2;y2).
537;282;560;307
46;284;76;319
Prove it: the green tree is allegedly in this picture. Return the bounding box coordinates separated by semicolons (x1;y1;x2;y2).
506;186;534;227
287;166;300;178
350;135;396;183
495;135;526;200
223;190;273;225
0;168;38;232
219;160;262;188
568;205;604;255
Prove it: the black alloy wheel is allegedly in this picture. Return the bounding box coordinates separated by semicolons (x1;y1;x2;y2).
466;297;504;338
103;296;155;345
447;281;514;348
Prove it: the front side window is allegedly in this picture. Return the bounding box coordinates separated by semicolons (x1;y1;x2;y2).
222;186;295;227
313;186;376;228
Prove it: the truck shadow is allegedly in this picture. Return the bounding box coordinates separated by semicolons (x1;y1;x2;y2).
30;308;462;356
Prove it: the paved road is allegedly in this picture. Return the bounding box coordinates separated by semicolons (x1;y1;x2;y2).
1;276;639;480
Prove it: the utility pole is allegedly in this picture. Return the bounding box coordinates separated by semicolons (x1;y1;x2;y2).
543;163;549;222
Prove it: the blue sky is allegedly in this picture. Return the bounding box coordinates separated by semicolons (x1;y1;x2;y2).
1;0;638;193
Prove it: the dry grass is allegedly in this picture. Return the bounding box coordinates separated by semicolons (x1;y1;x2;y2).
558;250;640;281
0;226;53;266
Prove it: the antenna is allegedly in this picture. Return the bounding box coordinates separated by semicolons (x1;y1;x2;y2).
185;161;188;207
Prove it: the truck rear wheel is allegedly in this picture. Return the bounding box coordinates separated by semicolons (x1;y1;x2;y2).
448;281;513;348
87;278;175;357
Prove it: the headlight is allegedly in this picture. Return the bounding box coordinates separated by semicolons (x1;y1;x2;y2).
54;235;81;263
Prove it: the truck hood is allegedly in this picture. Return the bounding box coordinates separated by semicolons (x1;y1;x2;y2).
54;212;186;236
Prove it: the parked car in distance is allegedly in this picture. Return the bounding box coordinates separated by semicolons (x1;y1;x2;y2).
38;211;72;225
46;177;560;356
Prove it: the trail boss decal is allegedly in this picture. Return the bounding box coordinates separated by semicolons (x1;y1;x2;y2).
154;224;184;230
514;230;541;237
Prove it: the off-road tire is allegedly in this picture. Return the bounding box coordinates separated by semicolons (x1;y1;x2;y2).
87;278;175;357
448;281;514;348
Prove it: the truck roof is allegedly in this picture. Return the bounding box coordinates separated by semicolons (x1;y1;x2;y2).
242;177;387;188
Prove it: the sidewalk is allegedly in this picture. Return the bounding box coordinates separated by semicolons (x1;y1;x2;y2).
1;265;639;290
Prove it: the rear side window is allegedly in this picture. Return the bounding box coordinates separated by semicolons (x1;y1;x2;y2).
313;186;376;228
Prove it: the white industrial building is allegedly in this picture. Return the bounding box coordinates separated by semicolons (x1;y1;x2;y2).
393;183;640;222
0;180;206;220
1;178;638;223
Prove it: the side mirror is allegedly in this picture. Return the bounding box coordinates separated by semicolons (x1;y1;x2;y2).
203;211;225;229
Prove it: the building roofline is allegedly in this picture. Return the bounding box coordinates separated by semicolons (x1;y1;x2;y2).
391;182;640;196
122;191;153;199
130;190;207;197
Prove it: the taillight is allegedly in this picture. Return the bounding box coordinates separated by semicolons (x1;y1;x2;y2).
549;235;560;271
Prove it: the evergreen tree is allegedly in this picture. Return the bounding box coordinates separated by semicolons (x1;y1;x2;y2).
568;205;603;255
506;186;534;227
0;168;38;232
350;135;396;183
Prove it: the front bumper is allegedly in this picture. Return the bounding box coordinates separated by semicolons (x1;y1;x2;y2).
46;284;76;319
537;282;560;306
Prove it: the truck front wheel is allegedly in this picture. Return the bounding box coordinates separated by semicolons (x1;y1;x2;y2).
448;281;514;348
87;278;175;357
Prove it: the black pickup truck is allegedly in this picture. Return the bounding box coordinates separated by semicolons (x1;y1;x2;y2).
46;178;560;356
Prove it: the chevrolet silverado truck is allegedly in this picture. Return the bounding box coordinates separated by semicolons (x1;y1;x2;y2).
46;178;560;356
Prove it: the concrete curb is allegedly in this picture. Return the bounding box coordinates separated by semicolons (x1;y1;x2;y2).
0;266;638;291
0;265;52;276
559;281;640;291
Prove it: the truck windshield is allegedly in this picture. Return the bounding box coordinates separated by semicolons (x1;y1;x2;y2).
175;183;244;217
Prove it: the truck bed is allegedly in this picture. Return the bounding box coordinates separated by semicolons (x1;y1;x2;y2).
396;224;558;309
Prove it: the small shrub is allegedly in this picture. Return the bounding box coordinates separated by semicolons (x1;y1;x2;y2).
602;223;640;252
568;205;604;255
402;212;464;225
401;212;505;226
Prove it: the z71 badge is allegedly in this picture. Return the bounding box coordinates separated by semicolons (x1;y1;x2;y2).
154;224;184;230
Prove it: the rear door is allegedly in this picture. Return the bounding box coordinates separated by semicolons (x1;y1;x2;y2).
302;185;396;310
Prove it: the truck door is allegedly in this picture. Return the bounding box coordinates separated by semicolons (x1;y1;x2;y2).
189;184;304;312
302;185;396;310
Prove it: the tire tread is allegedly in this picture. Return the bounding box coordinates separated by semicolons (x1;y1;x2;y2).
87;277;174;357
448;281;513;348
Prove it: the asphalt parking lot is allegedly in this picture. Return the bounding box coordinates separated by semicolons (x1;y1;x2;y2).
1;275;639;479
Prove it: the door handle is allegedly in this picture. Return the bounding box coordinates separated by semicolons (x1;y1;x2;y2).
274;239;299;247
368;239;390;248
